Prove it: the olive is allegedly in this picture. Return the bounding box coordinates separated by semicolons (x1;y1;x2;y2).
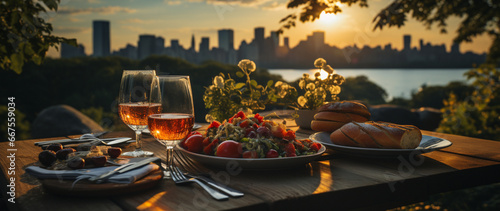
46;143;63;152
90;156;107;167
38;150;57;167
56;148;76;160
67;157;85;169
107;147;122;158
77;143;92;151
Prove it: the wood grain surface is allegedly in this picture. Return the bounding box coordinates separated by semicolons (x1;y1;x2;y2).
1;120;500;211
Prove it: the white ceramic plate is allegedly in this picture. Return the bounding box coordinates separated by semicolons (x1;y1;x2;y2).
310;132;452;157
177;143;326;170
143;124;202;134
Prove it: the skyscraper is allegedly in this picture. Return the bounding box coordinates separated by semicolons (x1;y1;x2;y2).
403;35;411;50
218;29;234;52
199;37;210;53
92;20;110;57
284;37;290;49
189;34;196;52
155;36;165;55
311;31;325;50
270;31;280;48
61;43;86;58
138;34;155;60
254;27;264;44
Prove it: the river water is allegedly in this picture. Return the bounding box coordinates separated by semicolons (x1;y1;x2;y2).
268;68;471;99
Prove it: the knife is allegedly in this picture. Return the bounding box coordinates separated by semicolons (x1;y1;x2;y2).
89;157;160;183
35;137;130;146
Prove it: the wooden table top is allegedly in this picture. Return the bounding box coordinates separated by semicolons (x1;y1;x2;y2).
1;123;500;211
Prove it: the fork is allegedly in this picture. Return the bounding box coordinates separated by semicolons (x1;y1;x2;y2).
174;151;244;197
171;166;229;201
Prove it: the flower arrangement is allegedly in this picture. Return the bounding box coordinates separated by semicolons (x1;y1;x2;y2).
204;59;297;122
294;58;345;110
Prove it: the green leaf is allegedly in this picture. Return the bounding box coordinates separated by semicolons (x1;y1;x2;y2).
267;80;274;88
250;80;258;88
10;53;24;74
236;71;245;78
234;83;245;89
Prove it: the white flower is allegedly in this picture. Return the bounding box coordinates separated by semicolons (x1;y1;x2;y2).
213;76;224;89
238;59;256;73
297;96;307;107
306;83;315;90
324;65;334;74
314;58;326;68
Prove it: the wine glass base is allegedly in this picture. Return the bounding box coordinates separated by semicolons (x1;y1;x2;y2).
122;150;154;157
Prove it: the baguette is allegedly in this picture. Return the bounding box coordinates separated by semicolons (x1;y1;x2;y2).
330;121;421;149
311;101;371;132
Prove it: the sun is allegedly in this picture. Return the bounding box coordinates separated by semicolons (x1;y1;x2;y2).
319;11;339;25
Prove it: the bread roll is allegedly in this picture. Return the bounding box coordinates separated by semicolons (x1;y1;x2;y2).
311;101;371;132
330;121;421;149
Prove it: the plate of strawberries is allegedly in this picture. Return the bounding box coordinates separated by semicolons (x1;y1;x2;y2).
177;111;325;170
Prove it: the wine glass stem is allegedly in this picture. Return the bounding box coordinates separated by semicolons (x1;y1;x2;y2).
166;145;174;167
135;130;142;150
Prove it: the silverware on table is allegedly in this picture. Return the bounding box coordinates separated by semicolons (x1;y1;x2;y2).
89;157;160;183
170;166;229;201
35;137;131;146
174;150;244;197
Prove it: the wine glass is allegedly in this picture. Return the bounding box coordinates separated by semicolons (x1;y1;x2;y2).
118;70;161;157
148;75;194;177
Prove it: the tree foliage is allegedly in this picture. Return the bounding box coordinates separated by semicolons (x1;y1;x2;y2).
280;0;500;63
0;0;76;74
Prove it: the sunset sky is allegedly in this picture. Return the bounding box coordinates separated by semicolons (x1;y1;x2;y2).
46;0;492;58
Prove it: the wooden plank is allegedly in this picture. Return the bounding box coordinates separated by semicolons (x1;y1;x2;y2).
0;139;124;211
423;131;500;162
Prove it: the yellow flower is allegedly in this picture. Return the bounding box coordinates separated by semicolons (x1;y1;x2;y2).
314;72;321;79
306;83;315;90
314;58;326;68
303;73;310;78
329;86;341;94
275;81;283;87
297;96;307;107
299;79;306;89
205;114;215;122
324;65;335;74
238;59;256;73
213;76;224;89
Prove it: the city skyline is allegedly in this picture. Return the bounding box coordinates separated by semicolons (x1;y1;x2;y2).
61;22;485;69
46;0;491;58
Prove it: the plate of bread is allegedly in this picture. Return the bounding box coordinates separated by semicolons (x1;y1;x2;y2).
309;101;452;157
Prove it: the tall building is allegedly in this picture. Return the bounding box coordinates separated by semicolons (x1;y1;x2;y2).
138;34;155;60
61;43;86;58
199;37;210;53
311;31;325;50
92;20;110;57
284;37;290;49
218;29;234;52
403;35;411;50
254;27;264;44
189;34;196;52
155;37;165;55
451;42;460;54
270;31;280;48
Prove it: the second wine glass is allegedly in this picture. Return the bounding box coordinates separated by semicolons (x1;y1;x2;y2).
148;75;194;177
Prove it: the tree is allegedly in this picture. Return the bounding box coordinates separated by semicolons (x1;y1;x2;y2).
279;0;500;63
0;0;76;74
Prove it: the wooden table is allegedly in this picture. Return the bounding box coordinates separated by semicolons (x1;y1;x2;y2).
1;124;500;211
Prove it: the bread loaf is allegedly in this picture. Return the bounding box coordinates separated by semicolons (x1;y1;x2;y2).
311;101;371;132
330;121;422;149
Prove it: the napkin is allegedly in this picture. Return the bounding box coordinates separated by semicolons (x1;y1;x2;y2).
25;163;159;184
